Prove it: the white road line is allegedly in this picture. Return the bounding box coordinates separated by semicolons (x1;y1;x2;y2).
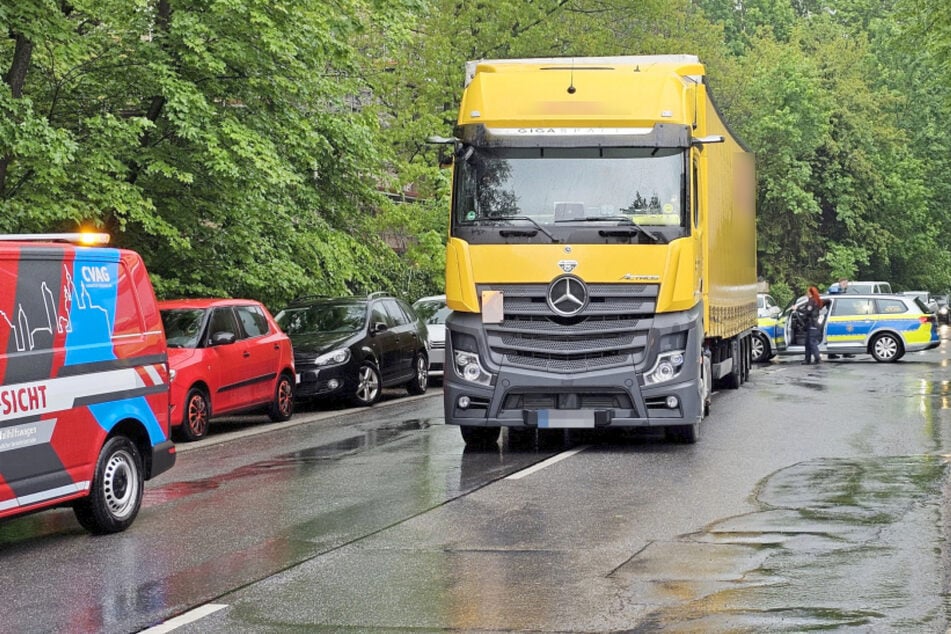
139;604;228;633
505;445;589;480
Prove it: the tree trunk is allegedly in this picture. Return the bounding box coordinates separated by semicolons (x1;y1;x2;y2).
0;32;34;197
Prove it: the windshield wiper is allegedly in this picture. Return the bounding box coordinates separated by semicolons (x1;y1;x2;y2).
467;216;558;243
555;214;664;243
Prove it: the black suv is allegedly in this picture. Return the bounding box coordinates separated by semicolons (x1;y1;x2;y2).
275;293;429;406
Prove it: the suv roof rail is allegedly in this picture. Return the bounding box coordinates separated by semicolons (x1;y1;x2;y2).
367;291;391;299
0;232;111;245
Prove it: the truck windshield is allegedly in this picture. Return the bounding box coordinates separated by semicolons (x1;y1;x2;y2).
452;146;687;241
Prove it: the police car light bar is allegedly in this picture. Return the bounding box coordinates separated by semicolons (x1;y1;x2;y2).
0;233;111;245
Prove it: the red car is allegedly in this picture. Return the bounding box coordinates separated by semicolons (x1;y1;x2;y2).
159;298;295;440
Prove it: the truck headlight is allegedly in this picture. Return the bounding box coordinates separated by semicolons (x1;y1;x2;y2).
644;351;686;385
453;350;492;386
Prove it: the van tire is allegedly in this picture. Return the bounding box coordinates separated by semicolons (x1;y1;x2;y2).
73;437;143;534
268;373;295;422
181;388;211;441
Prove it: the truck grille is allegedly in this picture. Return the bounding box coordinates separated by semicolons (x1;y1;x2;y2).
476;283;657;373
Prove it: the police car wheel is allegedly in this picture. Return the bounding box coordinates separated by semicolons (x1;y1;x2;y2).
268;373;295;422
870;333;903;362
751;332;770;363
73;437;143;534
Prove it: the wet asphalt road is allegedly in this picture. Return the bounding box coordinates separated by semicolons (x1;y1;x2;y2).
2;332;951;633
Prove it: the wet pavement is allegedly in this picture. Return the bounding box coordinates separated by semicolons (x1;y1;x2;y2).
1;336;951;633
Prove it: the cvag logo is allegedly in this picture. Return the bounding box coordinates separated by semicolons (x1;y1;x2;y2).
81;266;111;283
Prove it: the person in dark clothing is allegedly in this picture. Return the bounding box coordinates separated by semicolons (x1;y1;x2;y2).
797;286;823;364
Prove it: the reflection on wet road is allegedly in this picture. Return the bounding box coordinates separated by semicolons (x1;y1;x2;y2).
615;455;949;631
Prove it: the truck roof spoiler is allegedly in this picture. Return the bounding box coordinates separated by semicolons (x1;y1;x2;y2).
465;55;702;86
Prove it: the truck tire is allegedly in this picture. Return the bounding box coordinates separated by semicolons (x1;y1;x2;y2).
665;422;699;444
721;339;741;390
73;436;143;534
460;425;500;448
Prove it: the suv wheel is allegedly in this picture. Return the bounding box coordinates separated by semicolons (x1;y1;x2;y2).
406;352;429;395
352;362;381;406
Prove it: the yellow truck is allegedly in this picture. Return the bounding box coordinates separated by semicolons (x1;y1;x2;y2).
440;55;757;445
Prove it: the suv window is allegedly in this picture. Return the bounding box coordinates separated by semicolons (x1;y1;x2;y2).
236;304;269;338
370;302;393;328
383;299;410;326
832;297;873;317
875;298;908;314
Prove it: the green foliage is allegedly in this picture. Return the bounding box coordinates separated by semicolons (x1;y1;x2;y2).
4;0;951;306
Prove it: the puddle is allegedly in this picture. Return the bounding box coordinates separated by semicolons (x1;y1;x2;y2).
612;455;950;631
145;419;433;505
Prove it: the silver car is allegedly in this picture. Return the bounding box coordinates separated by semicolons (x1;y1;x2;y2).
412;295;450;382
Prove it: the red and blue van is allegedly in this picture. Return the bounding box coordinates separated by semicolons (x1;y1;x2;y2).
0;233;175;533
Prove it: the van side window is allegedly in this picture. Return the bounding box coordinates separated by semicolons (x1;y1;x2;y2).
236;305;269;338
114;261;146;337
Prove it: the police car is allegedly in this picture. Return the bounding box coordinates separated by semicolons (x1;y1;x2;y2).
752;293;784;363
775;293;939;362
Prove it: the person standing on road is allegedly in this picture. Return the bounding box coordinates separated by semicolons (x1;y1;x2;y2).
797;286;823;365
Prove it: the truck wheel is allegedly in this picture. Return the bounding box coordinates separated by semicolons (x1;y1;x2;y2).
73;436;144;534
405;352;429;395
665;422;699;444
460;425;500;448
268;373;295;422
721;340;741;390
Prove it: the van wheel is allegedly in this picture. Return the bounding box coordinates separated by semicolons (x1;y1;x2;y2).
406;353;429;395
73;437;143;534
870;333;903;362
268;373;294;422
351;362;381;406
181;388;211;441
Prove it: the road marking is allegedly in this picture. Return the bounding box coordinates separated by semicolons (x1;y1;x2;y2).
505;445;589;480
140;604;228;633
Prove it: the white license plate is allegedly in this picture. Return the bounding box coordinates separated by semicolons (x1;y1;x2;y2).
537;410;595;429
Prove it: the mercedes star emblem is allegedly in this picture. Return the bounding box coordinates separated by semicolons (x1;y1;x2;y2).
547;275;589;316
